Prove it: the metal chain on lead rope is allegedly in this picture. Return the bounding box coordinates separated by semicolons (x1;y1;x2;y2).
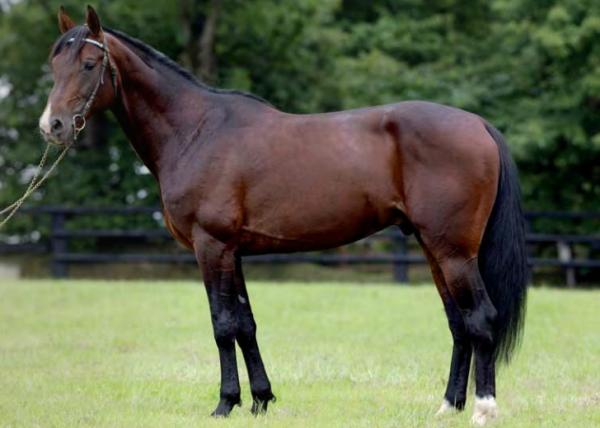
0;34;115;230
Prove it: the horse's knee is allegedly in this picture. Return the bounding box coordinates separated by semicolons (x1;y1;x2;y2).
236;314;256;344
213;311;238;346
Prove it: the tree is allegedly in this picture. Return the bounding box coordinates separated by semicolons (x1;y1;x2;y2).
180;0;221;84
1;0;598;241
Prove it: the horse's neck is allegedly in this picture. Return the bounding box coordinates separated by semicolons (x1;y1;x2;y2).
109;39;217;178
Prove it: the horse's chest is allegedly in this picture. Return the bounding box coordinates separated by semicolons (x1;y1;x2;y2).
160;173;243;247
162;208;194;250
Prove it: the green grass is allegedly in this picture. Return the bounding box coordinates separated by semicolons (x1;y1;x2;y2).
0;281;598;427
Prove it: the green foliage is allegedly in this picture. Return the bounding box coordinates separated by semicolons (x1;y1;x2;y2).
1;0;599;239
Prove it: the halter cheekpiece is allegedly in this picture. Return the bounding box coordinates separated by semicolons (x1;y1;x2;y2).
66;34;118;141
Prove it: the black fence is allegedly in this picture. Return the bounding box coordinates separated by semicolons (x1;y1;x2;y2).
1;206;599;286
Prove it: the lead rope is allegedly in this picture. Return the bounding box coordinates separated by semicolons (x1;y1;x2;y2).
0;142;72;230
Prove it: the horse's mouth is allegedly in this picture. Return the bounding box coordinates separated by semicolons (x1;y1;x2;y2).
40;129;68;147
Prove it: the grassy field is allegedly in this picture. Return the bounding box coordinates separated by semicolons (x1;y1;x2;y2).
0;280;598;427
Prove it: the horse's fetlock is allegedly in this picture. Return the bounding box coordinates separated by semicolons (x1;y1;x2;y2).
220;390;241;405
250;389;276;415
251;381;274;399
445;392;467;411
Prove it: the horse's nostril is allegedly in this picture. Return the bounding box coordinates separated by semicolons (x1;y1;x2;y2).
51;118;63;132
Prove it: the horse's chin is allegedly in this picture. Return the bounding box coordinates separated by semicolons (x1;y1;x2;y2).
49;139;69;147
40;130;70;147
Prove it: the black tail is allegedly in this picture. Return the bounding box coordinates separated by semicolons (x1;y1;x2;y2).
479;123;529;364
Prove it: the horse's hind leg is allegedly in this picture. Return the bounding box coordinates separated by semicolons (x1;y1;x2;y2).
425;241;499;425
419;243;472;414
233;257;275;414
411;199;498;423
443;258;498;426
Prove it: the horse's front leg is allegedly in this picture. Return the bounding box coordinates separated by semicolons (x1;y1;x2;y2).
194;232;241;417
233;257;275;414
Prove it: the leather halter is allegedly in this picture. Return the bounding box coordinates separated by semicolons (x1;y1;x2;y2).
66;35;118;141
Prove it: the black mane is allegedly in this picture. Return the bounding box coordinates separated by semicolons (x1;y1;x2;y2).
51;25;269;106
104;28;270;105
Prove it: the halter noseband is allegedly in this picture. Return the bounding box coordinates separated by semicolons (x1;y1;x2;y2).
66;35;118;141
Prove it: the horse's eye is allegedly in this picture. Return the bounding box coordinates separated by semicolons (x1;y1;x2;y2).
83;61;95;71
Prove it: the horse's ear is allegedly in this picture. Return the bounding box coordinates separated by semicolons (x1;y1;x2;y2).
85;5;102;36
58;6;75;34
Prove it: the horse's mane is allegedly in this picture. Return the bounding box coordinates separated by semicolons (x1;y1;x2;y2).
51;25;270;106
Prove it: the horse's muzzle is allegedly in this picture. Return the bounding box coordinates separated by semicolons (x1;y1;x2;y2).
39;127;70;147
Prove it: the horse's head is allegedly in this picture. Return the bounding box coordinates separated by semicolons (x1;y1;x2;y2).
39;6;117;146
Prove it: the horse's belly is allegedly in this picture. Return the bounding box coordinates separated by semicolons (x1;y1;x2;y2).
237;138;404;253
238;217;386;254
238;185;401;254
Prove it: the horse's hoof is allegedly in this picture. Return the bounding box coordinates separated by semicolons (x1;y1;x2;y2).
435;399;458;416
251;391;276;415
470;396;498;426
210;407;231;418
210;397;241;417
251;399;267;415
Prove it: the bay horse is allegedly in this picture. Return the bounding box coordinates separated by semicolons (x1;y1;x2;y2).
40;6;528;425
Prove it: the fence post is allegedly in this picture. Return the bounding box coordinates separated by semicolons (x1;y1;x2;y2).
393;233;409;284
50;210;69;278
557;240;576;287
524;215;535;282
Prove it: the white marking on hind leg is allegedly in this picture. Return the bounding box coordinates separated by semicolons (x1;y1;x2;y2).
435;399;457;416
471;395;498;426
39;102;52;134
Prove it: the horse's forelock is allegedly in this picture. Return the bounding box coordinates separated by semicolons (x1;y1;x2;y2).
49;26;90;62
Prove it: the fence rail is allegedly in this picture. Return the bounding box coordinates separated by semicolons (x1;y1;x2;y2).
1;206;599;285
